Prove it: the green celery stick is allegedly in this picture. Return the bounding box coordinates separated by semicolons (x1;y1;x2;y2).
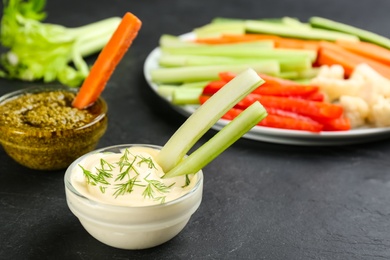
172;88;203;105
156;68;264;172
245;20;359;41
162;45;315;61
158;54;312;72
158;81;210;89
163;101;267;178
194;21;246;38
150;62;279;83
309;16;390;49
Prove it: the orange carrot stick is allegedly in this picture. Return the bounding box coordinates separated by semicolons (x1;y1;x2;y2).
72;12;142;109
317;41;390;78
335;39;390;66
193;33;280;44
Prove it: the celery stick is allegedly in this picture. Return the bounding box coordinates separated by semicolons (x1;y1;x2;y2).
163;101;267;178
172;88;203;105
160;81;210;89
158;54;311;72
156;86;177;98
245;20;359;41
161;41;273;56
281;17;311;29
151;62;279;83
157;82;207;100
309;16;390;49
162;45;315;61
194;22;245;38
156;68;264;172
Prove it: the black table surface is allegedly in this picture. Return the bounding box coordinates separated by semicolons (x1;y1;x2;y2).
2;0;390;259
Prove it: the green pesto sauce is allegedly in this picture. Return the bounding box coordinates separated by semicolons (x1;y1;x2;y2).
0;90;107;170
0;91;96;130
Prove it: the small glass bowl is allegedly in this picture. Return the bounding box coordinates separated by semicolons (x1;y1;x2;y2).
64;144;204;250
0;85;108;170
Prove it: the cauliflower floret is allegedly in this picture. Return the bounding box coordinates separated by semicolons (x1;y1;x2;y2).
369;96;390;127
311;65;364;102
352;64;390;98
339;95;369;128
316;64;345;79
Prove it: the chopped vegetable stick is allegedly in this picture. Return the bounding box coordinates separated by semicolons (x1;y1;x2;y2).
245;20;359;41
236;93;344;119
219;106;323;132
172;88;203;105
156;68;264;173
193;33;281;44
163;101;267;178
312;115;351;131
150;62;279;83
259;114;323;132
309;16;390;49
318;41;390;78
202;79;320;99
335;39;390;66
218;71;237;82
72;12;142;109
317;48;357;76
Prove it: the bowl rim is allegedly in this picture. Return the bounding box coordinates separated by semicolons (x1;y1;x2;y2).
64;143;204;209
0;85;107;132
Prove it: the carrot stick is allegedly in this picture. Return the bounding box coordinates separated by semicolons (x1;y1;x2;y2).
317;41;390;78
274;38;320;51
335;39;390;66
72;12;142;109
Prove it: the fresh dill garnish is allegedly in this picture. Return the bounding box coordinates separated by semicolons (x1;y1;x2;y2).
117;148;131;171
79;164;110;186
137;155;157;169
100;158;115;171
115;156;137;181
113;176;144;198
142;173;175;203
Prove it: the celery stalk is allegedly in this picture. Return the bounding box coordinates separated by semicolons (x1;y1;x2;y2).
162;45;315;61
309;16;390;49
245;20;359;41
156;68;264;172
151;62;279;83
163;101;267;178
194;21;246;38
172;88;203;105
158;54;312;72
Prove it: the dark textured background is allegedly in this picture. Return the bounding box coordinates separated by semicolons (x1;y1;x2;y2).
1;0;390;259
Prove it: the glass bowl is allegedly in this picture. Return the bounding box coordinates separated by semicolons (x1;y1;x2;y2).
0;85;108;170
64;144;204;250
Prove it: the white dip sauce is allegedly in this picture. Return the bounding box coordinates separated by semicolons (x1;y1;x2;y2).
71;146;197;206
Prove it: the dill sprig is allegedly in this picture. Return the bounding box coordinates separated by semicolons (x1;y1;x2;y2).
142;173;175;203
137;155;157;169
113;176;144;198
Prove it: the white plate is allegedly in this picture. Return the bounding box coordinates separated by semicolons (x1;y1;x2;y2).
143;35;390;146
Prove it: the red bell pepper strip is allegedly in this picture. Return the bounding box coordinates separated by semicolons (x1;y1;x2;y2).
222;107;323;132
235;93;343;120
